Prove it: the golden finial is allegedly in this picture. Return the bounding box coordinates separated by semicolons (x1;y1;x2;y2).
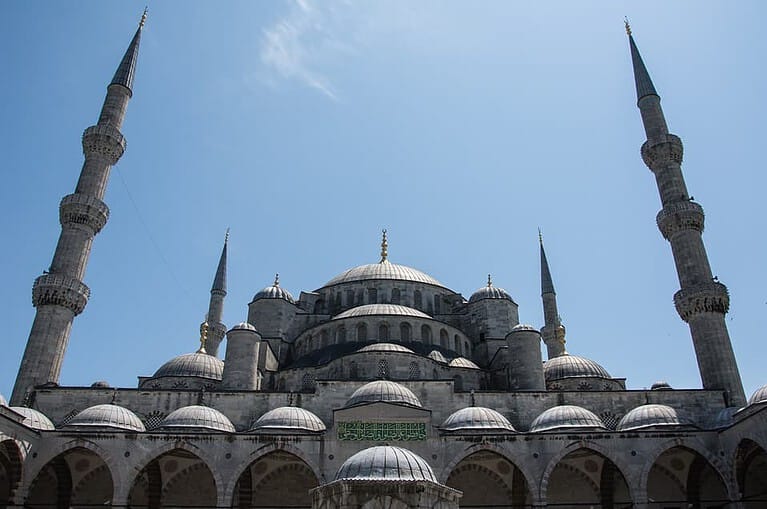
624;17;632;36
274;273;280;287
197;321;209;354
487;274;493;287
380;229;388;263
140;7;148;28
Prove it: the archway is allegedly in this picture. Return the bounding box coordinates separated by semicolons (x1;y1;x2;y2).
735;439;767;508
646;446;728;508
25;447;113;509
232;450;319;508
0;440;22;509
545;448;631;508
445;451;531;508
128;449;217;508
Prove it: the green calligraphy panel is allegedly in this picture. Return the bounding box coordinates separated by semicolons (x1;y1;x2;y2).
337;421;427;441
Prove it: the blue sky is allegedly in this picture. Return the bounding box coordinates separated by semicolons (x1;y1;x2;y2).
1;1;766;400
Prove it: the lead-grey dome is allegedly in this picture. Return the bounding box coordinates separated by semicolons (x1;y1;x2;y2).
650;381;672;390
448;357;480;369
469;285;514;303
334;304;431;320
230;322;257;332
357;343;415;354
530;405;605;432
153;352;224;380
250;407;326;433
335;446;436;482
253;283;295;304
346;381;422;408
10;407;55;431
428;350;447;363
748;384;767;405
160;405;235;432
64;404;145;432
441;407;516;432
510;324;538;332
543;354;611;381
0;393;6;406
324;260;444;288
617;404;688;431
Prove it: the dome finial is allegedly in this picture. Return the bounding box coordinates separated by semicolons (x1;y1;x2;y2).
624;17;632;36
538;227;543;245
197;321;209;354
380;229;388;263
274;273;280;287
140;7;148;28
487;274;492;287
224;227;230;244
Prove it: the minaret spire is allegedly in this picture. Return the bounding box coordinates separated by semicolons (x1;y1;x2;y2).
11;15;146;405
539;231;565;358
202;231;229;357
380;229;389;263
629;27;745;405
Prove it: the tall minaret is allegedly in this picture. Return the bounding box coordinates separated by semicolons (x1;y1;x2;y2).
202;231;229;357
11;13;147;405
539;231;566;359
627;23;745;406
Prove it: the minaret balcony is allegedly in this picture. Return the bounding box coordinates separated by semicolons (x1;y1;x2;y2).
81;124;126;165
32;274;90;315
641;133;683;171
673;282;729;322
59;193;110;234
656;201;704;240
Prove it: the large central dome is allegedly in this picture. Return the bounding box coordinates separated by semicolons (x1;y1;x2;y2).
323;260;444;288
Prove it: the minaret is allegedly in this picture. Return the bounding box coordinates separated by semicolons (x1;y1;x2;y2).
11;12;147;405
627;22;745;405
539;231;566;359
202;231;229;357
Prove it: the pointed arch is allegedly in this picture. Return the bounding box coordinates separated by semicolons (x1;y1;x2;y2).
734;439;767;508
0;440;23;508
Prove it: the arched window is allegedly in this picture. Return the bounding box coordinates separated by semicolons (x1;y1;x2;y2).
378;359;389;379
464;340;470;356
378;323;389;341
357;323;368;342
349;361;359;379
421;325;432;343
440;329;449;349
320;330;329;348
434;294;441;314
356;289;364;305
313;300;324;314
346;290;354;307
454;335;462;355
391;288;401;304
367;288;378;304
400;322;412;341
454;375;463;391
414;290;422;310
336;326;347;343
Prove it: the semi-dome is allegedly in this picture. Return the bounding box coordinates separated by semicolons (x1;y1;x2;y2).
250;406;326;433
346;380;422;408
335;446;436;482
334;304;431;320
448;357;480;369
10;407;55;431
230;322;257;332
324;260;444;288
153;352;224;381
357;343;415;354
160;405;235;432
253;277;296;304
543;354;611;382
530;405;605;432
428;350;447;363
64;404;145;432
748;384;767;405
617;404;688;431
469;280;514;303
441;407;515;432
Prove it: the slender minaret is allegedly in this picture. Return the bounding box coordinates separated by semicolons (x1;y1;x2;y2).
202;231;229;357
627;22;745;405
11;13;147;405
539;231;566;359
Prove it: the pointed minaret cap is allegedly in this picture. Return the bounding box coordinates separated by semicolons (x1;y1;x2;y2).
539;229;556;296
211;229;228;294
625;18;659;103
110;8;147;95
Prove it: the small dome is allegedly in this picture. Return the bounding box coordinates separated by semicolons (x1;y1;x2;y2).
709;407;739;430
530;405;604;432
0;393;7;406
617;404;688;431
428;350;447;363
324;261;444;289
448;357;480;370
357;343;415;354
250;407;326;433
335;446;436;482
334;304;431;320
543;354;611;382
748;384;767;405
510;324;538;333
469;284;513;303
232;321;257;331
253;283;295;304
90;380;110;388
441;407;515;432
10;407;55;431
160;405;235;432
64;404;145;432
153;352;224;380
650;381;672;390
347;381;422;408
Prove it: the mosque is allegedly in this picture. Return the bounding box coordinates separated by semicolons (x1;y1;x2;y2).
1;12;767;509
